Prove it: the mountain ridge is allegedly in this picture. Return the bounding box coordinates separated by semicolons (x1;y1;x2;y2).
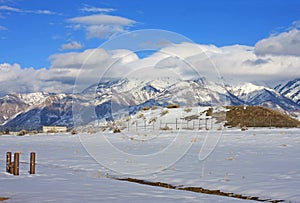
1;78;300;131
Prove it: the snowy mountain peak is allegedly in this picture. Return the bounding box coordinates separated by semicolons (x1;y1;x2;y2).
275;78;300;104
230;83;266;95
17;92;50;105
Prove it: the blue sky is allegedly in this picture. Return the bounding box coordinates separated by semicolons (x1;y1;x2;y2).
0;0;300;95
1;0;299;68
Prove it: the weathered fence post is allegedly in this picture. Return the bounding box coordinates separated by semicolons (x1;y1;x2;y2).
13;153;19;176
30;152;36;174
6;152;11;173
198;119;201;130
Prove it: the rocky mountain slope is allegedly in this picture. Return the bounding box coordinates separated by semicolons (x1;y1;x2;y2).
1;78;300;131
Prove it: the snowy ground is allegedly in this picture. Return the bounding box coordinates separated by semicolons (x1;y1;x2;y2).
0;128;299;202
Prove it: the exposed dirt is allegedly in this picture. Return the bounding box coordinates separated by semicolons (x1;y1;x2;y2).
115;177;284;203
0;197;9;201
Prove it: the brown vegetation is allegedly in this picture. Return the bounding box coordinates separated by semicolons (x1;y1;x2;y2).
113;127;121;133
29;130;38;135
205;107;213;116
148;117;157;124
160;109;169;117
17;130;28;136
137;113;145;119
160;124;172;131
151;105;158;110
184;107;192;113
141;106;150;111
70;129;77;135
225;106;300;128
182;114;199;121
167;103;180;108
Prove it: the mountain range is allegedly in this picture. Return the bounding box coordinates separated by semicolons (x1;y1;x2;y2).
1;78;300;131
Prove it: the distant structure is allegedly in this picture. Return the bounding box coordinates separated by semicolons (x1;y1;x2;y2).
42;126;67;133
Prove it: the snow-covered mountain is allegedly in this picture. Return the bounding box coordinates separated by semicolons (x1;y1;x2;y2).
1;78;300;131
228;83;299;111
275;78;300;105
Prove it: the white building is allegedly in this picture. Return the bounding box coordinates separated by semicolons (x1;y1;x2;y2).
42;126;67;133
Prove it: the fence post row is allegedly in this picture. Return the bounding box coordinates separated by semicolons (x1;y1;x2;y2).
5;152;36;175
133;117;215;131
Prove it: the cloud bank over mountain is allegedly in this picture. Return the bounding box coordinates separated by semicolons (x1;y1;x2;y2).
1;28;300;96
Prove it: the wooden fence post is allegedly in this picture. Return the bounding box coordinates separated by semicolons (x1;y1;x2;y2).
13;153;19;176
6;152;11;173
30;152;36;174
198;119;201;130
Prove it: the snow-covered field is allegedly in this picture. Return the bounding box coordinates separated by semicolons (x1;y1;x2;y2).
0;128;300;202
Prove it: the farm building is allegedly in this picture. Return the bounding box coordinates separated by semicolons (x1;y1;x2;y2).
42;126;67;133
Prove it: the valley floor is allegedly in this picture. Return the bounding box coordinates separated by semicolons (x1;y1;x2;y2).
0;128;299;202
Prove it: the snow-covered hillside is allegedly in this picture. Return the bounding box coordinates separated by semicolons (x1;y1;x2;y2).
77;106;226;135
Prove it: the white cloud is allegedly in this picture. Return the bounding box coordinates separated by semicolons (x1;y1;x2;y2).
34;9;57;15
0;0;16;3
255;29;300;56
60;41;83;50
1;27;300;96
85;24;125;39
50;48;111;69
0;5;21;12
0;48;140;95
0;25;7;30
0;63;76;96
0;5;58;15
291;20;300;29
68;14;135;39
80;5;116;13
68;14;134;25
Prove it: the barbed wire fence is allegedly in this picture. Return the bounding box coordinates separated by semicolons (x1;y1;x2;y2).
127;117;218;132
